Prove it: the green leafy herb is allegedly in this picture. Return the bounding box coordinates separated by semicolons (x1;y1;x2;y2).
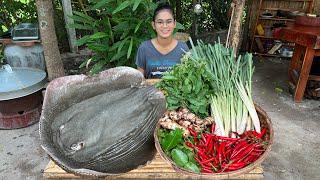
160;129;183;153
184;162;201;173
171;148;188;167
156;57;215;118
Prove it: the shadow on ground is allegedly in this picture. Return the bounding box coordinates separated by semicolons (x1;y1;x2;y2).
253;57;320;180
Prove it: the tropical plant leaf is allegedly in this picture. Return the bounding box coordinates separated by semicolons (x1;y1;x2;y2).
127;37;133;59
91;0;114;10
75;35;92;46
118;38;128;53
132;0;142;11
175;22;185;30
73;11;96;23
113;21;129;32
109;41;122;51
106;17;114;43
160;129;183;152
89;60;105;75
90;32;109;39
68;23;95;30
87;43;109;52
112;0;131;14
110;50;127;62
134;20;143;33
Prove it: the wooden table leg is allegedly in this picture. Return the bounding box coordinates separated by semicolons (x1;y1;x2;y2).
289;44;304;83
294;47;315;102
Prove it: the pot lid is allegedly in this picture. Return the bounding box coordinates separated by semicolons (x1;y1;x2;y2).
0;65;47;100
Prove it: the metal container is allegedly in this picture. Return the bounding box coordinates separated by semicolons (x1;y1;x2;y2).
12;23;39;40
0;65;47;101
0;65;46;129
4;43;45;70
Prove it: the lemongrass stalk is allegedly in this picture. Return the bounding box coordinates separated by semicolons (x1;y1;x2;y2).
210;96;225;136
235;81;261;133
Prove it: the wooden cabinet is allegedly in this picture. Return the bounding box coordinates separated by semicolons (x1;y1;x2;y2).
249;0;314;58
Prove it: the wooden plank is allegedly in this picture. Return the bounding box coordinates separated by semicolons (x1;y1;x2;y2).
309;75;320;81
44;154;263;179
61;0;78;53
294;47;315;102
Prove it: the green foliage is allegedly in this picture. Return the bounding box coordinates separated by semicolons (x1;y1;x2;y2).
70;0;184;74
183;162;200;173
171;148;188;167
0;0;37;33
159;128;183;153
170;0;232;33
156;55;215;118
158;128;201;173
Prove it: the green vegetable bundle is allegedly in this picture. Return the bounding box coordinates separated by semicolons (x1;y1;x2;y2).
188;39;260;136
156;56;215;118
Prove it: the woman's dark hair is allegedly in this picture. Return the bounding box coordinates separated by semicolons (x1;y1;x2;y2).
153;3;175;21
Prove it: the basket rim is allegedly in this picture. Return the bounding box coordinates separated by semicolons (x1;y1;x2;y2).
154;104;274;178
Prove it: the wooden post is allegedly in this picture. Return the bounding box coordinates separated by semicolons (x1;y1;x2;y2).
61;0;78;53
35;0;65;80
229;0;246;55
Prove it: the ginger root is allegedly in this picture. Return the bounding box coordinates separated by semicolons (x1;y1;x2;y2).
159;108;215;136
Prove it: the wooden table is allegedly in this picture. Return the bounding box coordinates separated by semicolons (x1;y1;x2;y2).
43;153;263;179
276;23;320;102
0;38;41;46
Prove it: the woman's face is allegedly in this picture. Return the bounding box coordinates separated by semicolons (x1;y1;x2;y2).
152;10;176;39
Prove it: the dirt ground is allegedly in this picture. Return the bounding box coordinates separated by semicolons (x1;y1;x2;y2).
0;57;319;179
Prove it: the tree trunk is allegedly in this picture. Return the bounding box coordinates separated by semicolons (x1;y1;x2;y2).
35;0;65;81
229;0;246;55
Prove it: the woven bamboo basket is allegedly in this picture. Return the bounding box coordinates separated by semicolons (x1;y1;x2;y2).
154;104;273;179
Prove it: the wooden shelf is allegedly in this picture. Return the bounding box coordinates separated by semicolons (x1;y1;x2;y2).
254;36;296;47
259;17;295;21
249;0;314;54
254;35;274;39
261;7;306;12
253;52;292;58
263;0;312;1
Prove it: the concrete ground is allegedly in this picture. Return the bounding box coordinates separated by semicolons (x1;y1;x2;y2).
0;57;319;179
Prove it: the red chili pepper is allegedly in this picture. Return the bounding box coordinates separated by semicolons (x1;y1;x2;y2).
258;128;267;139
201;167;213;173
188;127;198;138
231;143;252;159
185;141;194;148
200;156;217;164
216;136;239;142
234;147;255;163
232;144;255;162
205;135;212;147
201;133;207;144
232;141;248;155
211;123;216;134
226;162;246;171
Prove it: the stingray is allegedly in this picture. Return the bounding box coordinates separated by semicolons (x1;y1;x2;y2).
40;67;166;176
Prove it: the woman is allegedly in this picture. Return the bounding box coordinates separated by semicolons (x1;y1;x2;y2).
135;3;189;79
